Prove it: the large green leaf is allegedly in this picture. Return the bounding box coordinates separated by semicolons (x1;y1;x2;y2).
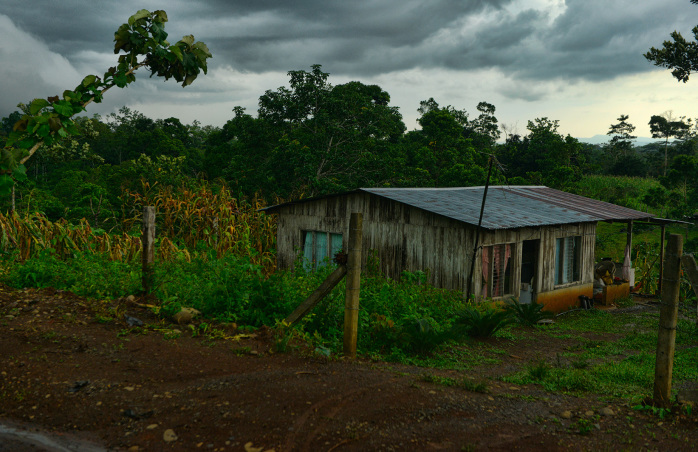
179;35;195;47
29;99;49;115
128;9;151;26
0;175;14;197
114;25;131;53
153;10;168;22
53;102;73;117
151;22;168;43
193;42;212;58
169;45;183;61
12;164;27;182
81;75;97;87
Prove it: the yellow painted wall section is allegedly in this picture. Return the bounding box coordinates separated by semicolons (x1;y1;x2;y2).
536;283;593;313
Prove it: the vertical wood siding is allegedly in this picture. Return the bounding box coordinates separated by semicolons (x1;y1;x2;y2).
273;192;598;301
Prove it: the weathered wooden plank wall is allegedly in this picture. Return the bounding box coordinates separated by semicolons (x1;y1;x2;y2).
273;192;597;302
275;192;476;292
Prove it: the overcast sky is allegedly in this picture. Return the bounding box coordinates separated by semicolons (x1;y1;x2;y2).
1;0;697;140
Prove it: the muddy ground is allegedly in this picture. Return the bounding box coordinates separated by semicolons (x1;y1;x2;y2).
0;284;696;451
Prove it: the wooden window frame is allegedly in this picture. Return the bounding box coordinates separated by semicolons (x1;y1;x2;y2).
555;236;581;286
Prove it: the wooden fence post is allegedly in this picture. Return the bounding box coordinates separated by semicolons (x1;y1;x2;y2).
653;233;682;408
343;213;363;358
142;206;156;294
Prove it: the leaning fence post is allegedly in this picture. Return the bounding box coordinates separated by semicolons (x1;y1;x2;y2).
343;213;363;358
653;233;682;408
142;206;156;294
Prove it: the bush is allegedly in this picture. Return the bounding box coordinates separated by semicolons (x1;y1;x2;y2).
155;251;292;326
453;305;513;338
2;249;140;298
505;298;553;326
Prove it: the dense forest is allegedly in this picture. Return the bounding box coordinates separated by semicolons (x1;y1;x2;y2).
2;64;697;228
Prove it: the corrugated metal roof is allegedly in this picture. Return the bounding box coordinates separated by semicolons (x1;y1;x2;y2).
360;186;653;230
262;186;654;230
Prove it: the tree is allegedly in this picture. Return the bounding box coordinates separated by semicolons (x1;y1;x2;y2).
257;65;405;196
496;117;583;189
649;112;690;175
464;102;501;150
606;114;636;158
0;9;211;198
645;1;698;82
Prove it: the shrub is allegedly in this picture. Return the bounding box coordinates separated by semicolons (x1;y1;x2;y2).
396;319;453;355
527;360;551;381
453;305;513;338
3;249;140;298
505;298;553;326
155;251;291;326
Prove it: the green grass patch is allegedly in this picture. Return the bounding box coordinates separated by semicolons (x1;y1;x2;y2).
503;309;698;399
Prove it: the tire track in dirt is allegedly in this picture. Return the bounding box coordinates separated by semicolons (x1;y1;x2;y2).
283;377;396;450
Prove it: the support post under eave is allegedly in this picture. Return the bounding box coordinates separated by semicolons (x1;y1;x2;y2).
343;213;363;359
622;220;634;282
658;224;666;295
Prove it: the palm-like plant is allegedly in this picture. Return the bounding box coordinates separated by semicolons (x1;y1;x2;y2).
504;298;553;326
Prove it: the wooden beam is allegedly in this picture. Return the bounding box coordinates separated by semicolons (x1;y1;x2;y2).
653;234;682;408
283;265;347;327
343;213;363;358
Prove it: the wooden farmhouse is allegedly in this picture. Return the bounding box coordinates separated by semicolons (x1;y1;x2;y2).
263;186;655;312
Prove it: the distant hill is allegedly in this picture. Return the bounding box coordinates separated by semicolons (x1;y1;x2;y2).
577;135;658;146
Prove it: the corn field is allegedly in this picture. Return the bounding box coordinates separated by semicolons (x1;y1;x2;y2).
1;183;278;272
124;183;276;269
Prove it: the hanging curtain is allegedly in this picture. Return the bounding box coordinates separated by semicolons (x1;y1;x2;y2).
316;232;328;268
330;233;343;257
493;245;503;296
503;243;512;294
303;231;314;271
481;246;490;298
555;238;562;285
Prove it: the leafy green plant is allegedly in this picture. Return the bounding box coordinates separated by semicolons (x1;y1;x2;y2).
504;298;553;326
632;403;672;420
527;360;551;381
575;418;594;435
459;379;489;393
571;357;590;369
2;249;140;298
1;9;211;197
453;305;513;338
397;319;452;355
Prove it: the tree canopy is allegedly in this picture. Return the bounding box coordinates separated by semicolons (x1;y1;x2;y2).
0;9;211;197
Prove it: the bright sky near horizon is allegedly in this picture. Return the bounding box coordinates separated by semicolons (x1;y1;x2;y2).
1;0;697;140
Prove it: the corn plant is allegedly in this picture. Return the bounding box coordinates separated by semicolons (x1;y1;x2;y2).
124;182;277;271
0;211;186;264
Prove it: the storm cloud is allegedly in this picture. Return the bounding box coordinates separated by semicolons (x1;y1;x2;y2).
1;0;697;137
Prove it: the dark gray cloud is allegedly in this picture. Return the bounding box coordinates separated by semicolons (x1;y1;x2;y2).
1;0;697;123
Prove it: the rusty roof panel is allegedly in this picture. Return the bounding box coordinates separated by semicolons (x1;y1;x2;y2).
361;186;653;230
